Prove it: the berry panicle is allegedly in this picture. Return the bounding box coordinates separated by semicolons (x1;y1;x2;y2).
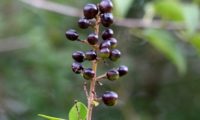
65;0;128;118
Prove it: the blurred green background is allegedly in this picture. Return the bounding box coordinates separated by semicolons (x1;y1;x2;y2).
0;0;200;120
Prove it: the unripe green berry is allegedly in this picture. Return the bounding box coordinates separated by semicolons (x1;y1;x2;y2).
107;38;117;48
106;69;119;81
83;68;95;80
99;48;110;59
109;49;121;61
85;50;97;61
100;40;111;49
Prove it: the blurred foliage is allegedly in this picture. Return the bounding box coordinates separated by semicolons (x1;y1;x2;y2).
0;0;200;120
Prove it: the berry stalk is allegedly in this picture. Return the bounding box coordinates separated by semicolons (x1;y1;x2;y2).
87;14;100;120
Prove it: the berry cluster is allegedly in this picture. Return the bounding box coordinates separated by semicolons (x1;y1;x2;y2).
65;0;128;108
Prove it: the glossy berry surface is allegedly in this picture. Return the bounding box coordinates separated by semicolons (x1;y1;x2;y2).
108;38;117;48
85;50;97;61
100;40;111;49
102;91;118;106
102;28;114;40
65;29;79;41
83;68;95;80
118;65;128;76
106;69;119;81
83;4;98;19
109;49;121;61
78;18;90;29
99;48;110;59
99;0;113;13
87;33;98;45
72;51;85;63
71;62;83;74
101;13;114;27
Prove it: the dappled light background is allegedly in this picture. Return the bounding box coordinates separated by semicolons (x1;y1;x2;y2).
0;0;200;120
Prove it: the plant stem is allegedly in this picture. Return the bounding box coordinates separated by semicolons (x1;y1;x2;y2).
86;14;100;120
87;61;98;120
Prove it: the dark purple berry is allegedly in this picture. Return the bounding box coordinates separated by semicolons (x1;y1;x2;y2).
101;13;114;27
99;48;110;59
100;40;111;49
83;68;95;80
78;18;90;29
109;49;121;61
87;33;98;45
83;4;98;19
102;91;118;106
72;62;83;74
65;29;79;41
99;0;113;13
117;65;128;76
85;50;97;61
106;69;119;81
102;28;114;40
72;51;85;63
107;38;117;48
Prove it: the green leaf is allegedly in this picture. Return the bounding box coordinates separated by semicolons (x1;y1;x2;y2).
153;1;184;21
190;34;200;55
182;4;199;33
69;102;88;120
144;29;186;74
113;0;134;18
38;114;65;120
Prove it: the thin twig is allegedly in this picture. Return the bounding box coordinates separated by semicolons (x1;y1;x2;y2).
20;0;200;30
96;73;106;81
84;82;89;99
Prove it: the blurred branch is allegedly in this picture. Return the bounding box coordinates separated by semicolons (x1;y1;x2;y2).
20;0;199;30
0;38;30;53
20;0;82;17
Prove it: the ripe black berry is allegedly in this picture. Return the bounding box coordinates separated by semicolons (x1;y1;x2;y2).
78;18;90;29
109;49;121;61
102;91;118;106
101;13;114;27
72;51;85;63
65;29;79;41
99;0;113;13
117;65;128;76
100;40;111;49
87;33;98;45
85;50;97;61
102;28;114;40
83;4;98;19
99;48;110;59
83;68;95;80
106;69;119;81
71;62;83;74
107;38;117;48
